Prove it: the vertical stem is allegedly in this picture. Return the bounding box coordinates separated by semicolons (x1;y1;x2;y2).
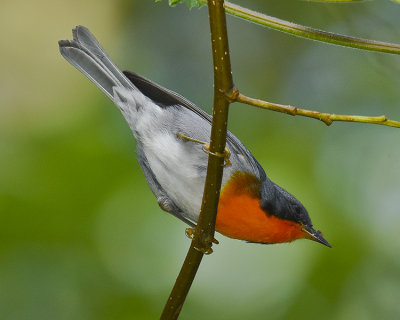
193;0;234;247
160;0;234;319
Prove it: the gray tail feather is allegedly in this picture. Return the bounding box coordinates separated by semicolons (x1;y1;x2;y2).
58;26;134;101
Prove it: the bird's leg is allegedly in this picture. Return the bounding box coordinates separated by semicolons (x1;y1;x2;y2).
176;132;207;146
157;199;170;213
158;197;219;250
176;132;232;167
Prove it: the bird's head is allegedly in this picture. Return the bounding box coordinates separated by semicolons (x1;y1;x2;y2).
260;182;331;247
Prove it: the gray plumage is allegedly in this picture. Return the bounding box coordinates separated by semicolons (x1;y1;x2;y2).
59;26;266;224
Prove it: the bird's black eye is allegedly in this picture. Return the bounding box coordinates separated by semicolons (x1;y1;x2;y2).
260;199;275;215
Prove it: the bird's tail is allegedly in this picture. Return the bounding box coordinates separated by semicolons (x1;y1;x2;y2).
58;26;135;102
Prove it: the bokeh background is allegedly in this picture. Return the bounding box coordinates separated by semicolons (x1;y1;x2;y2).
1;0;400;319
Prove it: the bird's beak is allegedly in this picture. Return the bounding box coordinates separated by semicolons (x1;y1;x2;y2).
302;225;332;248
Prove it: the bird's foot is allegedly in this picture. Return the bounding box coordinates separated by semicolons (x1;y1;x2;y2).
185;227;196;240
158;199;170;213
177;132;231;167
185;228;219;244
203;145;232;167
185;228;219;255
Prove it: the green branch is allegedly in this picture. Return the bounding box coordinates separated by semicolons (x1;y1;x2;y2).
195;0;400;55
160;0;234;319
232;92;400;128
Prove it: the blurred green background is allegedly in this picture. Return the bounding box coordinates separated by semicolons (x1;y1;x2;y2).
1;0;400;319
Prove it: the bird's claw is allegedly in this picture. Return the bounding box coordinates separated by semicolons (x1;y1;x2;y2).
157;199;169;213
185;227;196;240
203;145;232;167
185;228;219;255
177;132;232;167
195;246;214;255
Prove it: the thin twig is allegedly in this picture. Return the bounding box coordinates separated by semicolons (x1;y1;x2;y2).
160;0;234;319
197;0;400;55
234;92;400;128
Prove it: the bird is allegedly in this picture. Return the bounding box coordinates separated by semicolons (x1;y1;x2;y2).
59;26;331;248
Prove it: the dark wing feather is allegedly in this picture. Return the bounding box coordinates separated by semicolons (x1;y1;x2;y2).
123;70;212;120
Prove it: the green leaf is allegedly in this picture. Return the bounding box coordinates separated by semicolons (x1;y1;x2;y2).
301;0;364;2
301;0;365;2
155;0;206;8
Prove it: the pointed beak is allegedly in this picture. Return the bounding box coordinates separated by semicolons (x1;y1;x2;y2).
302;225;332;248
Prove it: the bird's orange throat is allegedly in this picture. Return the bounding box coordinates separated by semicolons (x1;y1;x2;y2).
216;171;306;244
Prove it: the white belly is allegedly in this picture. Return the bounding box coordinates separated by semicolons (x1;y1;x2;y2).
144;131;206;221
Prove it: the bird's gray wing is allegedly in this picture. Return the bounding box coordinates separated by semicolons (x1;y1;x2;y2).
123;70;267;181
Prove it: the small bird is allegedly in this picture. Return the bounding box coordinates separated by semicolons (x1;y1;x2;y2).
59;26;331;248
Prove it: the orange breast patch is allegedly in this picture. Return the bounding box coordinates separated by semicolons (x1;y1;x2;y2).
215;171;306;244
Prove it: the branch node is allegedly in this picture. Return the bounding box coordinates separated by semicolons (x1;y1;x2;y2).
321;116;333;126
222;86;239;103
379;115;388;122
